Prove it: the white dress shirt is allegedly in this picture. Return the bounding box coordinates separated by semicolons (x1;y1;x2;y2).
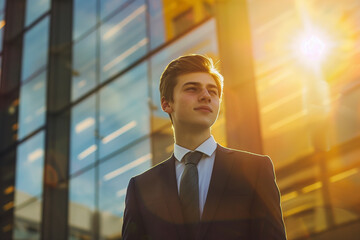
174;136;217;217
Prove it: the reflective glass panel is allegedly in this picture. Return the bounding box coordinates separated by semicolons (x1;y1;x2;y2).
159;0;215;41
98;138;152;238
150;18;219;132
0;0;5;53
329;167;360;226
18;71;47;140
15;131;45;207
73;0;96;40
100;0;147;82
72;31;97;101
282;187;328;239
70;95;97;174
21;17;50;82
249;0;360;167
0;57;2;86
68;169;96;239
100;0;129;20
150;128;174;166
326;149;360;227
25;0;50;27
13;198;42;240
99;62;149;159
332;86;360;145
148;0;165;49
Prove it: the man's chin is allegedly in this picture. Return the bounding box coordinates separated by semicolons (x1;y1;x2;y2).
185;120;215;131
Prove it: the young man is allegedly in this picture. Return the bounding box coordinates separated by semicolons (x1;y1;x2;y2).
122;54;287;240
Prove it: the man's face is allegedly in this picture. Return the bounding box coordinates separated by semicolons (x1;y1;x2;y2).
162;72;220;131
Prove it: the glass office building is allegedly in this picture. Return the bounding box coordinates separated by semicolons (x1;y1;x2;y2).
0;0;359;239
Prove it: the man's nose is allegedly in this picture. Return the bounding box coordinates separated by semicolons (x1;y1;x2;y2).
199;89;211;102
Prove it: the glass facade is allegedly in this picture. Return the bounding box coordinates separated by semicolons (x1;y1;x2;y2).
24;0;50;27
1;0;360;239
248;0;360;239
0;0;5;53
21;17;49;83
99;0;147;82
13;131;45;239
18;71;47;140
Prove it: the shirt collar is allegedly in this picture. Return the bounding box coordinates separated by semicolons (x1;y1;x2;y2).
174;135;217;162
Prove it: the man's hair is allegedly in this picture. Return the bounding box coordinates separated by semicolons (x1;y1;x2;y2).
159;54;223;103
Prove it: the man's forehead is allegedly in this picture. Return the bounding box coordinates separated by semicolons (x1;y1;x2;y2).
182;81;218;88
177;72;217;86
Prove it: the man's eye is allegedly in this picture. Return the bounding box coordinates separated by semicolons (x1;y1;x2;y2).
186;87;196;91
210;90;218;95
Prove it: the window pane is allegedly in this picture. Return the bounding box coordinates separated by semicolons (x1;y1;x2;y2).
25;0;50;27
13;198;42;240
100;0;130;20
151;128;174;166
282;187;328;239
159;0;215;41
332;86;360;145
0;0;5;53
72;31;97;101
327;149;360;227
18;71;47;140
150;18;219;132
15;131;45;207
68;169;96;239
99;139;152;239
100;0;147;82
70;95;97;174
73;0;96;40
0;57;2;86
329;167;360;226
99;62;149;159
21;17;50;82
148;0;165;49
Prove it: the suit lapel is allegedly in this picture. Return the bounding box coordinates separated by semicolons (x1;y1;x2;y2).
162;155;187;240
197;145;234;240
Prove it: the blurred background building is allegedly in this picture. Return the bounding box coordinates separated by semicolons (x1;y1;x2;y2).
0;0;359;239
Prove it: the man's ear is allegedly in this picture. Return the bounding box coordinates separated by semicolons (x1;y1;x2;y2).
161;97;173;114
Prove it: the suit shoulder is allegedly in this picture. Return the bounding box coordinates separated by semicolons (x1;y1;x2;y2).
218;145;273;168
131;156;172;183
220;145;270;159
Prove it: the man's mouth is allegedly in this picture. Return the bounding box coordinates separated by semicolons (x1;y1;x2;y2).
194;106;212;112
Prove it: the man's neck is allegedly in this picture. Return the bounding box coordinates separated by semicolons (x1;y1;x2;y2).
174;127;211;151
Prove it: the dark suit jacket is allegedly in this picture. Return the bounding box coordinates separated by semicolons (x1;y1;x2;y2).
122;145;287;240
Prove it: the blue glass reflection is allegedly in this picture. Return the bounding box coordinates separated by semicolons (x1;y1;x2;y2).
21;17;50;82
13;199;42;239
25;0;50;27
73;0;96;40
100;0;129;20
150;19;219;130
18;71;47;140
72;31;97;101
70;95;97;174
68;169;95;238
99;62;149;159
148;0;165;49
15;131;45;206
100;0;147;82
0;0;5;53
98;139;151;237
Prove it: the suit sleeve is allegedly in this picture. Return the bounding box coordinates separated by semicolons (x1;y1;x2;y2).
250;156;287;240
122;177;147;240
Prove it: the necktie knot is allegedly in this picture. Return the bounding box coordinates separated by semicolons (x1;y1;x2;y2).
183;151;203;166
